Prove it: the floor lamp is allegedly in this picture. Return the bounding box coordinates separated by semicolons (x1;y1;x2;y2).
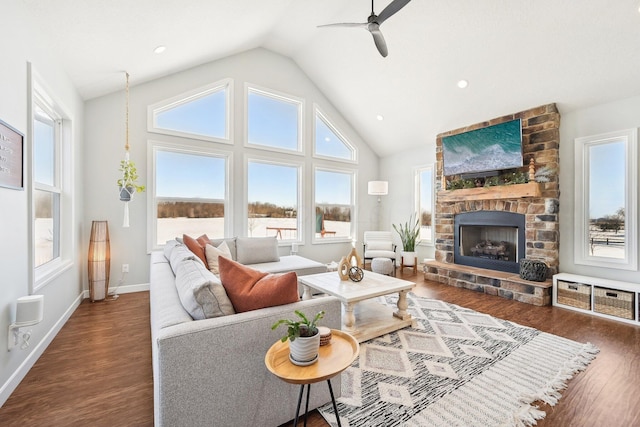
88;220;110;301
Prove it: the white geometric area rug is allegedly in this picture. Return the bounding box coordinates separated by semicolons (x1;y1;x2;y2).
319;293;599;427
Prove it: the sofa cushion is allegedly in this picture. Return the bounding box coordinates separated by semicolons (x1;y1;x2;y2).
207;237;237;261
249;255;327;276
163;239;181;261
236;236;279;265
204;241;232;275
218;257;298;313
168;243;200;273
183;234;209;265
174;257;235;319
366;240;393;251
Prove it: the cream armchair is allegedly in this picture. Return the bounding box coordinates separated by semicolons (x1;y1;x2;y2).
362;231;397;273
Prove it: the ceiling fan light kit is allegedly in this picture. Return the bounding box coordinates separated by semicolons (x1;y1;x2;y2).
318;0;412;57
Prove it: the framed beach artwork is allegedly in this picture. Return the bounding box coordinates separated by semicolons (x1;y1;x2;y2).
0;119;24;190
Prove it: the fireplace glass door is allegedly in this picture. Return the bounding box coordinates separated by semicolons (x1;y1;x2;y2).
459;225;518;263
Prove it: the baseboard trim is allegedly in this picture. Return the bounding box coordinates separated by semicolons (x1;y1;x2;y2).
0;292;84;407
81;283;150;299
113;283;150;294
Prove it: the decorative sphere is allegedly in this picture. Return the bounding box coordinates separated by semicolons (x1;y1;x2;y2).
349;266;364;282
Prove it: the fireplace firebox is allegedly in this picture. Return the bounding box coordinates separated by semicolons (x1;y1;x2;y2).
454;211;525;274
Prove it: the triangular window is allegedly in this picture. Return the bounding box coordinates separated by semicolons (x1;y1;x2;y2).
314;108;355;161
149;80;231;143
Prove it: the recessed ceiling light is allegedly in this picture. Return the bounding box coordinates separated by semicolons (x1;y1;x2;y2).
324;137;331;142
154;45;167;54
457;79;469;89
376;114;384;121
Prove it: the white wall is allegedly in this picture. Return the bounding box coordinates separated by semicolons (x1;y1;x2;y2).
84;48;381;287
559;95;640;284
0;2;84;405
380;145;437;263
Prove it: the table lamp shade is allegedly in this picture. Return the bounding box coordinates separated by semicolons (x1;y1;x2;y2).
367;181;388;196
88;221;110;301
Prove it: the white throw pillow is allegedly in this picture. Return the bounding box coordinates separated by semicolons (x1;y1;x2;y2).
235;236;280;265
205;240;232;275
366;240;393;251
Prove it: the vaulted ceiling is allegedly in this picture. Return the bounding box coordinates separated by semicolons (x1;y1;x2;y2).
20;0;640;157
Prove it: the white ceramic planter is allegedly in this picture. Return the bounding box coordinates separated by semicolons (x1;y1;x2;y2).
289;333;320;365
402;251;417;266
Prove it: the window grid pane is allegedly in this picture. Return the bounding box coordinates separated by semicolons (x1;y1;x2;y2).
34;189;60;267
154;149;227;244
315;169;353;239
247;89;300;152
315;113;353;160
155;89;227;139
588;141;625;260
418;168;433;242
248;161;299;240
34;108;56;186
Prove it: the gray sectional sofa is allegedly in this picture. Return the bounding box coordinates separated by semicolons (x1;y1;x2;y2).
150;237;342;427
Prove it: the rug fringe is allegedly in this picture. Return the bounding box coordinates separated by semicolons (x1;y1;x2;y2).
508;403;547;427
514;342;600;426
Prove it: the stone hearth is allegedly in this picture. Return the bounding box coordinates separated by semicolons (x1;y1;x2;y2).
425;104;560;306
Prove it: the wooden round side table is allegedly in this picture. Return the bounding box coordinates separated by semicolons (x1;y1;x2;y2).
265;329;359;427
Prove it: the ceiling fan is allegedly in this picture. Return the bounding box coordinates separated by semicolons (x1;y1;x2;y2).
318;0;412;57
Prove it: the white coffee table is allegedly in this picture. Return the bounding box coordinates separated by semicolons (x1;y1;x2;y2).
300;271;415;342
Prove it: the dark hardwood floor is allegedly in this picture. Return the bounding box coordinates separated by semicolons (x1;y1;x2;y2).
1;268;639;426
0;293;154;427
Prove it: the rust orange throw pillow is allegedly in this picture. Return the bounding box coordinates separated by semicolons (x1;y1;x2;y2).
218;257;299;313
183;234;209;265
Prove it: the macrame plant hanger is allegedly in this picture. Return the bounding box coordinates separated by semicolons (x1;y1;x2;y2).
121;72;133;228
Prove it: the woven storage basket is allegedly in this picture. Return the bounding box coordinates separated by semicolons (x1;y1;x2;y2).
594;287;635;320
557;280;591;310
519;259;548;282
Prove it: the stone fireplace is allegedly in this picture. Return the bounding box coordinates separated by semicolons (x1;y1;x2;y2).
424;104;560;306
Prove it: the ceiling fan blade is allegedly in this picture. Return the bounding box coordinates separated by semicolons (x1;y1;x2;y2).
317;22;367;29
370;27;388;57
376;0;412;25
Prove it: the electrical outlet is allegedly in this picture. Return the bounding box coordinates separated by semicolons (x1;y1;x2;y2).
122;264;129;273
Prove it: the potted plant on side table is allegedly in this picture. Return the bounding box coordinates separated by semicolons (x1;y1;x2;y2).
271;310;325;366
393;212;421;267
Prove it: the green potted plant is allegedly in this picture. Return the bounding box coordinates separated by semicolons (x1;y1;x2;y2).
117;159;145;201
271;310;325;365
393;213;421;267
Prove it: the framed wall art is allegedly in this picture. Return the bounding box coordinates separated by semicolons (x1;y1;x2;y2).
0;118;24;190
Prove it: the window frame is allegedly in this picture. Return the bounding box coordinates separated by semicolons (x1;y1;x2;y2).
244;84;304;155
415;164;435;246
147;78;233;144
312;166;356;244
313;105;357;163
147;140;232;252
30;66;74;292
244;156;304;244
574;128;638;270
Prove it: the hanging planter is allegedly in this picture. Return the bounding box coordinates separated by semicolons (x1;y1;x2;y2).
119;185;134;202
116;73;145;227
117;159;145;201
